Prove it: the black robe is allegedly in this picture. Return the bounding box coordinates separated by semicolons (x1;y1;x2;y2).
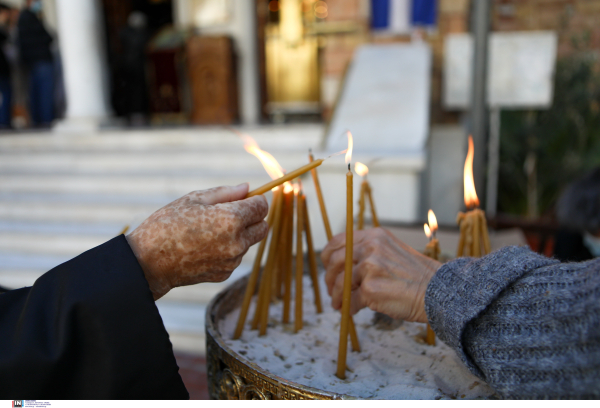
0;235;189;399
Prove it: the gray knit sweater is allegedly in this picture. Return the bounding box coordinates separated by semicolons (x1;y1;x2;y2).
425;246;600;399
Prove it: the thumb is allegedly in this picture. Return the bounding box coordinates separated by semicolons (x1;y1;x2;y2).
201;183;249;205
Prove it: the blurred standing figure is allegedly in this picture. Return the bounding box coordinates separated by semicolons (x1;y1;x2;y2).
17;0;54;127
0;2;11;128
119;12;149;126
554;167;600;262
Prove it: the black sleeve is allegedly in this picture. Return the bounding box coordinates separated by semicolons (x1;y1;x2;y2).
0;235;189;399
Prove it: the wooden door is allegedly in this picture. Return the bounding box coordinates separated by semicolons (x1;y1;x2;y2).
186;36;239;124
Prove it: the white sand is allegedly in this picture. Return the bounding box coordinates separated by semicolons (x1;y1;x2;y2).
219;274;497;400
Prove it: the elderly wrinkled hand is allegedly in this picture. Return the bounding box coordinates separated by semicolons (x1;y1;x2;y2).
321;228;441;323
126;184;268;300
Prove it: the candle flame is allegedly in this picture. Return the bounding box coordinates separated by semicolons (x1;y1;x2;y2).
238;131;285;180
424;223;432;239
428;209;438;232
355;162;369;177
345;131;353;165
464;135;479;208
283;182;294;194
293;182;300;196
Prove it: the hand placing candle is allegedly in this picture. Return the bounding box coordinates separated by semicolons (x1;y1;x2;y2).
322;228;440;323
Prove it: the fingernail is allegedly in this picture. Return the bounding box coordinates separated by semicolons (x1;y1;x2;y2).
235;182;249;189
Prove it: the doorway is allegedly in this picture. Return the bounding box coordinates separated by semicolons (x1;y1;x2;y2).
101;0;175;120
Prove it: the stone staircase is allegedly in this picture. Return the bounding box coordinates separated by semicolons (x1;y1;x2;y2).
0;125;323;354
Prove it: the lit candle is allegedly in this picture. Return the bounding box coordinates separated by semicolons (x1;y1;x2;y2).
355;162;379;229
274;183;294;301
309;150;333;241
257;188;285;336
234;187;282;339
337;162;354;379
423;209;439;346
457;136;492;258
238;129;325;197
303;194;323;313
251;187;284;331
295;185;304;333
282;187;294;323
248;160;324;197
423;210;440;261
355;163;369;231
366;183;380;227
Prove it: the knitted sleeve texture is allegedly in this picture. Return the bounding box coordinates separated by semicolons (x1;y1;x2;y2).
425;246;600;399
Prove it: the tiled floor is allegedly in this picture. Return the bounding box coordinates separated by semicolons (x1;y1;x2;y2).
174;352;210;400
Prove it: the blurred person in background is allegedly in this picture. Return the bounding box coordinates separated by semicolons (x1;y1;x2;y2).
17;0;54;128
554;167;600;262
0;2;11;128
119;11;150;126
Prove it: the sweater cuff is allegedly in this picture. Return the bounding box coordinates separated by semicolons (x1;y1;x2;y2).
424;246;558;377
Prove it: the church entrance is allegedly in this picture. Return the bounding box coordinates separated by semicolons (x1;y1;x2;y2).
101;0;177;123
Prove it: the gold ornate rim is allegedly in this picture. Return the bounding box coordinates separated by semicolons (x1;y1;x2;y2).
205;274;352;400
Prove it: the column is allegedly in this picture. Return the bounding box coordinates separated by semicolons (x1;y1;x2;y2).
53;0;110;133
232;0;260;124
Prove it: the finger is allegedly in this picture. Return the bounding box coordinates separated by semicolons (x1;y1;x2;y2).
349;290;367;315
198;184;250;205
330;271;347;310
241;220;269;248
324;246;345;296
321;232;346;267
238;195;269;227
218;195;268;229
330;266;364;311
331;273;344;310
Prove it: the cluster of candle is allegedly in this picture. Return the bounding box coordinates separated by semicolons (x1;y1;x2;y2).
233;134;360;356
421;135;492;345
231;130;491;381
355;162;380;230
233;181;322;339
456;137;491;257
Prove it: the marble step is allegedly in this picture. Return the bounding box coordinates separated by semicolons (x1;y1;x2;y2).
155;302;207;354
0;219;129;236
0;174;277;195
0;151;320;175
0;200;162;224
0;125;323;152
0;232;116;257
